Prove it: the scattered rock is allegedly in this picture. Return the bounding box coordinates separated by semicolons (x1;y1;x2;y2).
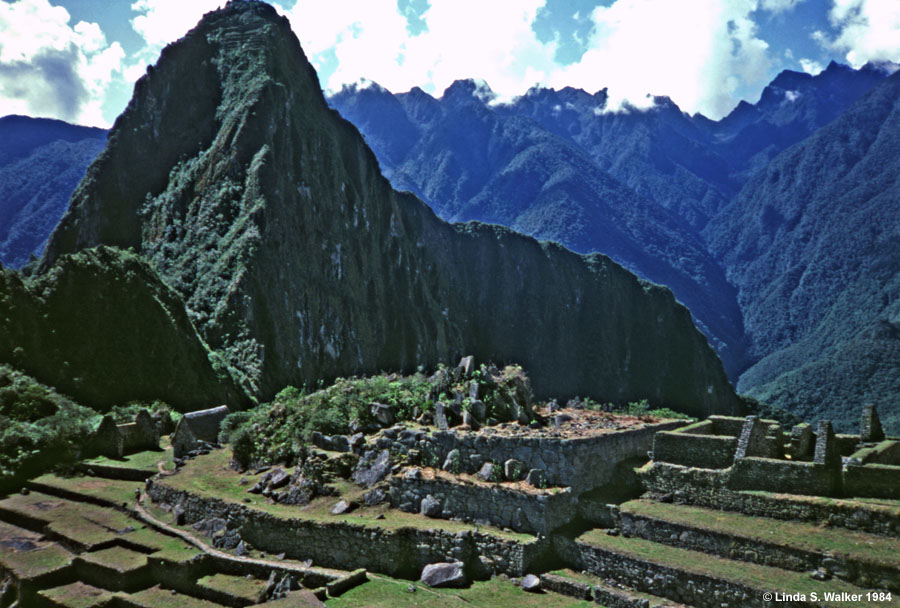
235;540;249;557
554;414;573;427
434;402;449;430
522;574;541;592
331;435;351;452
504;459;525;481
370;402;396;427
421;561;466;588
442;449;461;472
363;487;387;506
477;462;495;482
192;518;227;537
266;467;290;489
173;503;186;525
330;500;355;515
407;584;417;593
457;356;475;378
525;468;547;488
405;467;422;480
462;410;480;430
420;494;442;518
352;450;392;488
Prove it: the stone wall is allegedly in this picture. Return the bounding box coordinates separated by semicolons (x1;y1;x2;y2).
87;409;160;458
652;432;737;469
147;481;551;578
852;440;900;466
843;464;900;500
422;421;686;493
554;536;779;608
727;457;841;497
617;509;900;592
639;462;900;538
389;474;576;535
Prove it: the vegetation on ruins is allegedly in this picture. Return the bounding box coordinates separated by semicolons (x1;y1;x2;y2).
228;361;534;468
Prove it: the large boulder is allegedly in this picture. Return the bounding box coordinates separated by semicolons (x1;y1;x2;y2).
420;562;466;588
352;450;392;488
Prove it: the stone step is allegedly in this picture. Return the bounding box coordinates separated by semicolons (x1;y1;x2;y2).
542;569;693;607
0;491;139;553
37;582;114;608
617;499;900;592
117;585;230;608
73;545;153;592
567;529;887;608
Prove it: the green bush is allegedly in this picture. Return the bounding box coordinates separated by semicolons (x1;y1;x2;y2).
0;365;100;490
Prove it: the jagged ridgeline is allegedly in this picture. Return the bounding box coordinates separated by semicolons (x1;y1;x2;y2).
39;1;739;416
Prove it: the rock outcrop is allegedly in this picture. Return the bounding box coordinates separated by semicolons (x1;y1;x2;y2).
39;2;739;416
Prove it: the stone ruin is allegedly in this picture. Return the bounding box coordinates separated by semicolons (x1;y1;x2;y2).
648;405;900;500
88;409;159;458
171;405;231;458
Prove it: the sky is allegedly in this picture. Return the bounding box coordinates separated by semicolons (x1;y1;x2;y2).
0;0;898;127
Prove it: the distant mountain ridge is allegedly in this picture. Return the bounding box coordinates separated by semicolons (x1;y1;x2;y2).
706;67;900;430
328;61;890;379
328;60;898;431
0;116;106;268
33;1;739;417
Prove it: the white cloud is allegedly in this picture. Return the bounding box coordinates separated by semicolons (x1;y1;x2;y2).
285;0;557;101
0;0;123;126
285;0;798;119
549;0;773;118
820;0;900;67
799;58;824;74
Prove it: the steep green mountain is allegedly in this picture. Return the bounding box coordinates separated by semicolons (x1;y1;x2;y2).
706;69;900;431
328;64;889;381
331;82;749;375
40;1;740;417
0;247;244;411
0;116;106;268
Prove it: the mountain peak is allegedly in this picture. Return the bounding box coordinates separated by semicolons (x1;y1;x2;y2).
39;0;739;414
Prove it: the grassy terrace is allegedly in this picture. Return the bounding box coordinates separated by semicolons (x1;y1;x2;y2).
547;569;680;606
38;582;114;608
30;471;142;506
577;531;884;607
0;536;72;580
620;499;900;567
78;545;149;573
125;585;225;608
158;448;533;542
325;575;593;607
82;437;175;474
197;573;268;603
0;490;138;549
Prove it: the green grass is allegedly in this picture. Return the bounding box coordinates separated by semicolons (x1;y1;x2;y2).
620;499;900;567
197;573;268;602
30;472;143;506
83;438;174;473
79;545;149;573
576;531;884;607
325;575;594;607
0;490;136;549
162;449;532;542
123;586;227;608
38;582;114;608
0;539;72;579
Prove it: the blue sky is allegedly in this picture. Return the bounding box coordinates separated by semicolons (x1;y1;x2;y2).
0;0;898;127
